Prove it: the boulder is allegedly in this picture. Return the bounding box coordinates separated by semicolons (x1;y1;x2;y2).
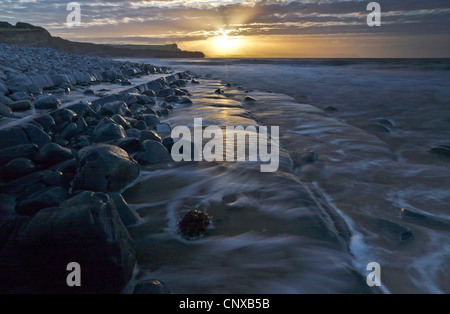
139;130;162;143
135;140;171;165
66;102;96;118
8;99;32;111
0;95;13;106
102;101;131;117
141;114;160;129
22;124;51;149
112;114;131;129
9;92;28;101
73;144;140;192
33;115;55;132
15;186;70;216
34;95;61;110
107;192;140;226
0;103;12;116
156;123;172;138
0;144;38;166
0;127;29;150
107;137;140;154
38;143;73;166
94;120;126;143
430;144;450;158
0;158;36;181
1;191;136;293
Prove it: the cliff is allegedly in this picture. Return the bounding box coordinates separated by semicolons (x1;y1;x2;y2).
0;22;205;58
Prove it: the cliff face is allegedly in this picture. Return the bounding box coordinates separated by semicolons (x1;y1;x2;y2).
0;22;205;58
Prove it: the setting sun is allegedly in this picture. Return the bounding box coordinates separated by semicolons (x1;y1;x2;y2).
209;30;244;56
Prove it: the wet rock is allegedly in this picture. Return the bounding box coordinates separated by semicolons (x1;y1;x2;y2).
139;130;162;143
133;280;171;294
3;191;136;293
15;186;69;216
49;108;77;132
94;120;126;143
38;142;73;166
162;137;174;153
102;101;131;117
0;158;36;181
126;128;141;138
165;95;181;103
156;88;174;98
291;151;319;168
0;144;38;166
34;95;61;109
323;106;338;112
0;170;50;195
42;170;72;187
107;137;140;154
0;95;13;106
141;114;160;129
22;124;51;149
178;210;212;239
215;89;224;94
135;140;171;165
59;122;79;140
133;119;148;130
8;99;32;111
33;115;55;132
107;192;140;226
48;158;77;174
129;103;146;115
66;102;97;118
112;114;131;129
9;92;28;101
156;123;172;138
430;144;450;158
143;89;156;97
244;96;256;102
0;103;12;116
73;144;140;192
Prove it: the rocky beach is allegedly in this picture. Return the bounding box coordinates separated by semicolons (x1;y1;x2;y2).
0;44;449;294
0;43;201;293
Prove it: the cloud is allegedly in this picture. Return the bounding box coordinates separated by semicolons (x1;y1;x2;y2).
0;0;449;56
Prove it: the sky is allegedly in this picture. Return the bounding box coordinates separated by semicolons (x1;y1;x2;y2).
0;0;449;57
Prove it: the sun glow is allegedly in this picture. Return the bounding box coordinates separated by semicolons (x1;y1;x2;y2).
211;30;242;55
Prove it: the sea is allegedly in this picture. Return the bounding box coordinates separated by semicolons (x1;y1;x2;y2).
117;58;450;294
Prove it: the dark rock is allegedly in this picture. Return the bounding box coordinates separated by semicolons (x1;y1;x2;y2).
178;210;212;239
22;124;51;149
66;102;97;118
15;186;69;216
107;192;140;226
73;144;140;192
9;92;28;101
215;89;224;94
156;123;172;138
244;96;256;102
59;122;79;140
191;79;200;84
323;105;338;112
139;130;162;143
291;151;319;168
141;114;160;129
0;144;38;166
33;115;55;132
135;140;171;165
34;95;61;109
133;280;171;294
165;95;181;103
0;95;13;106
94;120;126;143
102;101;131;117
48;158;77;174
49;108;77;126
112;114;131;129
0;103;12;116
126;128;141;138
129;103;145;114
156;88;174;98
162;137;174;153
430;145;450;158
0;171;50;195
0;158;35;181
4;191;136;293
38;143;73;166
8;99;32;111
42;170;72;187
143;90;156;97
107;137;140;154
83;89;95;96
